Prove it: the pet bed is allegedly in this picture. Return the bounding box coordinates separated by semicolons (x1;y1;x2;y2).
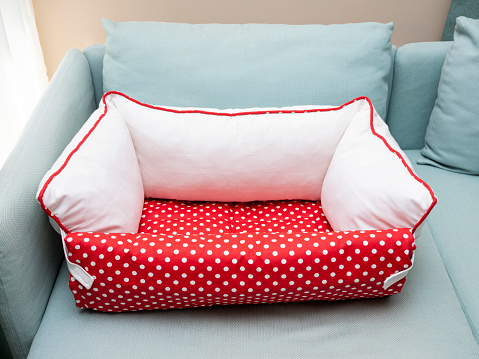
37;92;436;312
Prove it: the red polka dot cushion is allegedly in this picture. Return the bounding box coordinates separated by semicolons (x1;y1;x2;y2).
37;92;436;312
67;199;415;312
138;199;333;235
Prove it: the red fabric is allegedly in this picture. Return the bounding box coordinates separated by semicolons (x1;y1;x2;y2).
66;199;414;312
139;199;332;235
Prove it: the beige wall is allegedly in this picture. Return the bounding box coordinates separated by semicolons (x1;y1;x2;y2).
33;0;452;79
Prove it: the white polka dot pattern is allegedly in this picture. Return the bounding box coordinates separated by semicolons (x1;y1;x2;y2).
138;199;332;235
66;199;415;312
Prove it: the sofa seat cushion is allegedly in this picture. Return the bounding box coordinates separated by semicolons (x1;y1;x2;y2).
27;223;479;359
407;149;479;340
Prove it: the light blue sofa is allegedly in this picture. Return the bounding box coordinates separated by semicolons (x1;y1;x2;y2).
1;34;479;358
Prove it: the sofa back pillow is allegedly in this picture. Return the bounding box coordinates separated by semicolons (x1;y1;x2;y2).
418;17;479;174
102;19;394;120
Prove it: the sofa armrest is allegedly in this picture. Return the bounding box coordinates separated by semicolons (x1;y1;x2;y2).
0;49;96;359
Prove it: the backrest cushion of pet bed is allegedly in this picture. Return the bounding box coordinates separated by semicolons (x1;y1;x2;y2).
111;92;358;202
38;92;435;235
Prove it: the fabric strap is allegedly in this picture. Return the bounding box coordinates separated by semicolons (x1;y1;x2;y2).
61;230;94;290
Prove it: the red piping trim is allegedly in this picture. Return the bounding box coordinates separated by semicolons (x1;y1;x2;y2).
104;90;362;116
37;91;436;234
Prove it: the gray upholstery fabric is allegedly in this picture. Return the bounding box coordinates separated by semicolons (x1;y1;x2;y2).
0;326;13;359
102;21;394;120
386;41;451;150
83;44;398;119
27;223;479;358
83;44;105;107
408;149;479;341
0;49;96;359
386;46;397;115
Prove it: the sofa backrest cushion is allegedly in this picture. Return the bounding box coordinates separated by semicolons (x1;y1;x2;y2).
418;17;479;174
102;19;394;120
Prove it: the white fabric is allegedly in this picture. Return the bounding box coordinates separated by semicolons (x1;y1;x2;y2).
37;106;144;233
109;93;361;202
61;229;93;290
0;0;48;168
321;99;435;231
383;251;415;290
38;93;435;235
